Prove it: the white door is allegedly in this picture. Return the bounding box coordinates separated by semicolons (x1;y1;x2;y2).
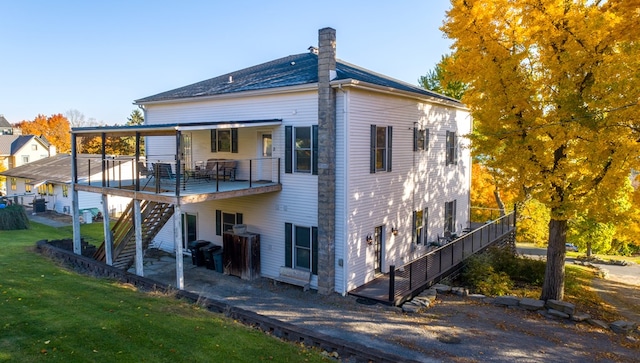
258;133;272;181
181;133;193;170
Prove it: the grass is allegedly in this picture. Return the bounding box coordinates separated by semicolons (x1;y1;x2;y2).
0;223;329;362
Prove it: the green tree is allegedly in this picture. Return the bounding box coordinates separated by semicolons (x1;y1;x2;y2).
568;216;615;256
443;0;640;300
418;54;467;100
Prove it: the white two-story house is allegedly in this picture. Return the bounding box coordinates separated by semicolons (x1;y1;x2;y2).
70;28;471;297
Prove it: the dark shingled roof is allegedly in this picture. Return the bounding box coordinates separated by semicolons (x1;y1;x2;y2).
0;154;105;184
135;53;460;105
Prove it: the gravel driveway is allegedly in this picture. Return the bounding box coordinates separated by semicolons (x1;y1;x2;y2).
143;253;640;363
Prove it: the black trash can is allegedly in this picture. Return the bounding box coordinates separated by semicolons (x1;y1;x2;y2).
212;249;223;273
201;243;222;270
188;240;209;266
34;198;46;213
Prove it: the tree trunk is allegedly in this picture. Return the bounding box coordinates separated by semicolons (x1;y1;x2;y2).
540;218;567;301
586;242;592;257
493;188;506;217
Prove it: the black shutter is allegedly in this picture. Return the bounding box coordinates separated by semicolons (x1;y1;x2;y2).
236;213;243;225
312;227;318;275
425;129;430;150
413;127;418;152
211;130;217;152
370;125;376;174
453;133;458;164
215;209;222;235
231;128;238;153
412;210;417;244
285;126;292;173
285;223;293;268
387;126;393;172
312;125;318;175
453;200;457;231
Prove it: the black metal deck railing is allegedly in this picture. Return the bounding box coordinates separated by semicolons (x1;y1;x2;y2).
80;155;281;197
387;211;516;305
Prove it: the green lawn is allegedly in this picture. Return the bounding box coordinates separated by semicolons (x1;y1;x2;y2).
0;223;329;362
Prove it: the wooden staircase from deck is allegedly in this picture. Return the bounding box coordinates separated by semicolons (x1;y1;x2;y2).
94;200;174;270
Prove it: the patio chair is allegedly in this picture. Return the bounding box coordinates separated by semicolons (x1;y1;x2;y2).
153;163;175;179
137;161;153;178
196;159;236;181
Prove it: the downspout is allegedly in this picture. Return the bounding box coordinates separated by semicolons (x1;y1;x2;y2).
340;84;349;296
71;132;81;255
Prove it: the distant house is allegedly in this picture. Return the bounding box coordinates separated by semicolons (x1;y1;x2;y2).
0;134;57;195
0;154;132;218
0;115;13;135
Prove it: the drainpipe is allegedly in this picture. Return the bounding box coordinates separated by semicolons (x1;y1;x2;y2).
340;85;349;296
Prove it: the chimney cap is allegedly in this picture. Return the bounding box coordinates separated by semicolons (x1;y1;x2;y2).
308;46;318;54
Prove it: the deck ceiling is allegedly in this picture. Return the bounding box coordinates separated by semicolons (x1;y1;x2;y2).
71;119;282;138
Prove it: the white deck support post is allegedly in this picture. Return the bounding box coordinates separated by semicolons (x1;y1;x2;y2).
102;194;113;265
70;133;82;255
174;204;184;289
134;199;144;276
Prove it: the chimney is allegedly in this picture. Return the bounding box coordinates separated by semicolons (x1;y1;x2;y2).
316;27;336;295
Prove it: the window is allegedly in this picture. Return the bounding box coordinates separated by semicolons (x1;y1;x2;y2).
62;185;69;198
284;223;318;274
22;156;29;164
413;209;428;244
284;125;318;174
446;131;457;165
38;184;46;195
215;210;243;235
295;127;311;172
47;183;54;196
31;144;37;151
370;125;393;173
25;179;32;193
210;129;238;153
414;128;429;151
445;200;457;233
10;178;16;191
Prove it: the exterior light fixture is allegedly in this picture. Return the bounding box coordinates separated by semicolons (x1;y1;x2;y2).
391;227;399;236
366;234;373;245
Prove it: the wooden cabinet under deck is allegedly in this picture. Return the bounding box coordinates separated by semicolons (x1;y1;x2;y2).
222;232;260;280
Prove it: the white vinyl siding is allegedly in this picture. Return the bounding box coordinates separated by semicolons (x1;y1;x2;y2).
343;89;471;291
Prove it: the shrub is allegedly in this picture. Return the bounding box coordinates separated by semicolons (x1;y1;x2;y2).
488;246;546;285
0;204;30;230
459;246;546;295
460;252;513;296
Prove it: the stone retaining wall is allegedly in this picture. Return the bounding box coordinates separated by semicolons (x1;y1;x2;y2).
402;283;639;338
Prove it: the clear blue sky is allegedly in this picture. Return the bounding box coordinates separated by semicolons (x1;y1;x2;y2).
0;1;453;125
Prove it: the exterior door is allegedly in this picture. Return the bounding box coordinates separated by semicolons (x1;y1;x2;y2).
258;133;272;181
181;133;193;170
182;213;197;252
374;225;384;274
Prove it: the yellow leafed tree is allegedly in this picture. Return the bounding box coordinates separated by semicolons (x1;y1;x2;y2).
443;0;640;300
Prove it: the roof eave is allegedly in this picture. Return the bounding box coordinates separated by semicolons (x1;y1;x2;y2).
331;79;468;110
134;83;318;107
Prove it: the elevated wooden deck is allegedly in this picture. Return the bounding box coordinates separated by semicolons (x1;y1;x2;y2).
75;177;282;204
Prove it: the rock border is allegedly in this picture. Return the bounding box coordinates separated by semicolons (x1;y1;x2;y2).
401;283;639;340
